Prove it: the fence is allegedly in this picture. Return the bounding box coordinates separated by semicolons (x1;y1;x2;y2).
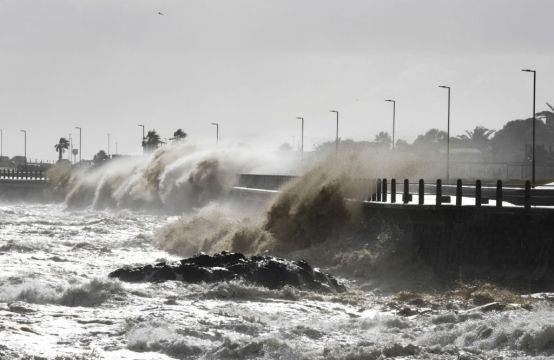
0;169;47;181
371;178;554;209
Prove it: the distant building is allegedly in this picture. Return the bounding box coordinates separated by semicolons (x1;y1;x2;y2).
10;156;27;170
0;156;15;171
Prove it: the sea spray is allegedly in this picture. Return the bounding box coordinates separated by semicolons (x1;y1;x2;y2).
51;142;275;211
154;151;439;290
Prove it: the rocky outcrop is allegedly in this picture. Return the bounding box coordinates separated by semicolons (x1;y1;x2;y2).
109;251;345;293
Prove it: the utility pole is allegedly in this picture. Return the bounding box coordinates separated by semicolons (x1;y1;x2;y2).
296;117;304;160
211;123;219;145
138;124;145;153
330;110;339;153
75;126;82;162
522;69;537;185
20;130;27;169
385;99;396;149
439;86;451;183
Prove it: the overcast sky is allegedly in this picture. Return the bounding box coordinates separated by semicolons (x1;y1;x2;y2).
0;0;553;161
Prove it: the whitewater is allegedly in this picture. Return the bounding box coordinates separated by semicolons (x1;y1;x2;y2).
2;143;554;359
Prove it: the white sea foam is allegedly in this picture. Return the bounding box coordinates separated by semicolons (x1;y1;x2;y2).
0;278;125;307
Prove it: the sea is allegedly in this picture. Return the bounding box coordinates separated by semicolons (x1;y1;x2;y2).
1;144;554;359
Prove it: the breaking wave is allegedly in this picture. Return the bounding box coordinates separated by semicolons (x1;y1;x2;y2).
0;278;125;307
155;152;437;290
51;142;281;212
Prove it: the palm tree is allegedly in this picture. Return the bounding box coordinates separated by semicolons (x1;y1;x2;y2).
170;128;187;141
457;126;495;149
54;137;70;161
142;130;162;153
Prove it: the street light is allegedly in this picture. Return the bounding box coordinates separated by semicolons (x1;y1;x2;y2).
68;134;72;161
211;123;219;145
138;124;145;153
522;69;537;185
439;85;451;183
330;110;339;152
107;133;111;157
75;126;82;162
385;100;396;149
296;117;304;159
20;130;27;169
0;129;3;158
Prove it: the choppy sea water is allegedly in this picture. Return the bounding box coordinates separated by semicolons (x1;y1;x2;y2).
2;203;554;360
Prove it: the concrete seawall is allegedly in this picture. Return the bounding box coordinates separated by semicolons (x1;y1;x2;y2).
363;203;554;286
230;185;554;287
0;180;50;202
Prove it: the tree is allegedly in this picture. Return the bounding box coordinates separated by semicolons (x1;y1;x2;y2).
279;143;292;152
171;128;187;141
413;129;448;152
374;131;392;148
395;139;410;150
456;126;495;150
491;117;554;163
142;130;163;153
54;137;70;162
93;150;109;166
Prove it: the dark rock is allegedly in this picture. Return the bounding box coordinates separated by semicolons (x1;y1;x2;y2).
109;251;345;293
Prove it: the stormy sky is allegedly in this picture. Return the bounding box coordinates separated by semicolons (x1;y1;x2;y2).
0;0;553;160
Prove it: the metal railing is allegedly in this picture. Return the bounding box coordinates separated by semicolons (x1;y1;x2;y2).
0;169;47;181
371;178;554;209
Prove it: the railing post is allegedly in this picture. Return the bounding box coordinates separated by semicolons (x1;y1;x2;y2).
496;180;503;208
391;179;396;203
524;180;531;210
475;180;482;207
369;179;376;201
456;179;462;206
436;179;442;206
418;179;424;205
376;179;382;202
382;179;388;202
403;179;410;204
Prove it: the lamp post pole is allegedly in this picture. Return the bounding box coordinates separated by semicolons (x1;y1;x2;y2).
107;133;111;157
0;129;3;158
211;123;219;145
138;124;145;153
385;99;396;149
330;110;339;153
522;69;537;185
439;86;451;183
75;126;82;162
20;130;27;169
296;117;304;160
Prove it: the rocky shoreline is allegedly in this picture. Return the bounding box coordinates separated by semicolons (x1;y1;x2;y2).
109;251;345;293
